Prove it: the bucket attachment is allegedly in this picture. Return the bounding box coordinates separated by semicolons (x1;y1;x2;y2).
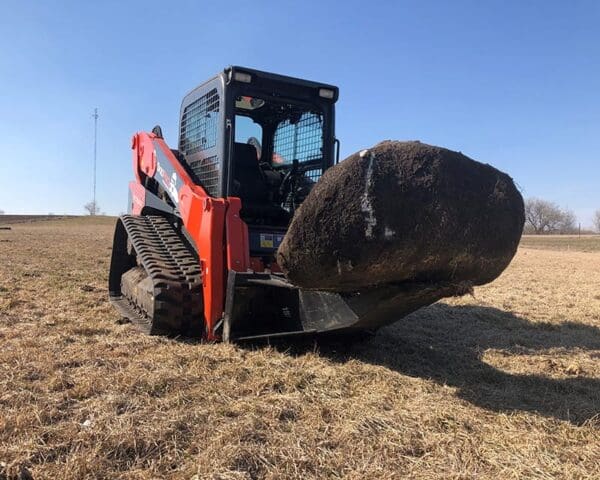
222;271;360;341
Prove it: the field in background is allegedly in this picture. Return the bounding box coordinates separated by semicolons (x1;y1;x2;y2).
1;217;599;479
0;215;79;225
521;234;600;252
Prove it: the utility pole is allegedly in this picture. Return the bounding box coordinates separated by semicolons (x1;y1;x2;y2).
92;108;99;215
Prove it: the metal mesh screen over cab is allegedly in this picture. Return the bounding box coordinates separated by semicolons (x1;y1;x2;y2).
273;112;323;167
273;111;325;211
179;88;220;195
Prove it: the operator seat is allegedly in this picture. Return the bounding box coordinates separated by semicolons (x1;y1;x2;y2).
233;142;270;203
233;142;289;224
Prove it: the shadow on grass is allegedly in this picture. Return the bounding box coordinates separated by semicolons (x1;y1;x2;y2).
262;304;600;425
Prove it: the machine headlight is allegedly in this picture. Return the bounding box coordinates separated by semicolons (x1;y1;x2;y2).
318;88;335;99
233;71;252;83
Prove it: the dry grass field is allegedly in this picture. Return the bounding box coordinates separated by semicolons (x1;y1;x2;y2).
1;217;599;479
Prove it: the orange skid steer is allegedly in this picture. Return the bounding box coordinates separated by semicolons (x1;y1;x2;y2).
109;66;386;341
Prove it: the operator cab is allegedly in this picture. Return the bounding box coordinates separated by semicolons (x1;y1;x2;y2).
178;66;339;261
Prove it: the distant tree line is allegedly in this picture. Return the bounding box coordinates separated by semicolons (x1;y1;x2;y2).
524;198;600;234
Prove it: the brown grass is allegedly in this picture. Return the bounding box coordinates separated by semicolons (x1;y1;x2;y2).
1;218;599;479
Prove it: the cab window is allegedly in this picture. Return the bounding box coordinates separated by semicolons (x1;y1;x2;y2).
235;115;263;159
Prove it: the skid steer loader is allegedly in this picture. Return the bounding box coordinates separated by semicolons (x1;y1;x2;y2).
109;66;390;341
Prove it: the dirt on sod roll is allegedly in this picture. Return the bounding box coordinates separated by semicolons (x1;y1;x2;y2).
277;141;524;301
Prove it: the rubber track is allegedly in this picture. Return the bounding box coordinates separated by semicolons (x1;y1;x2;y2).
119;215;203;335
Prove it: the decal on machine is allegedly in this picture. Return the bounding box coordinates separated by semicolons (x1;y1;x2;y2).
153;142;183;205
156;162;180;204
260;233;274;248
258;233;285;249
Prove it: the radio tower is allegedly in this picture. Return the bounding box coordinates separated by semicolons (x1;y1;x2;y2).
92;108;99;215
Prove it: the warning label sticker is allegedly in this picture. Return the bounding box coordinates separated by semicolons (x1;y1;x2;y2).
260;234;274;248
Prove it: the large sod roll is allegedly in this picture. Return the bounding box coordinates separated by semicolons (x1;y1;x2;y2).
277;141;524;294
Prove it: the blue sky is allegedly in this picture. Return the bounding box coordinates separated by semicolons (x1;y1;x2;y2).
0;1;598;225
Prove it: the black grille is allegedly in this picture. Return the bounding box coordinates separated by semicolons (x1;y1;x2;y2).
180;88;220;196
189;156;219;196
273;112;323;164
180;89;220;156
